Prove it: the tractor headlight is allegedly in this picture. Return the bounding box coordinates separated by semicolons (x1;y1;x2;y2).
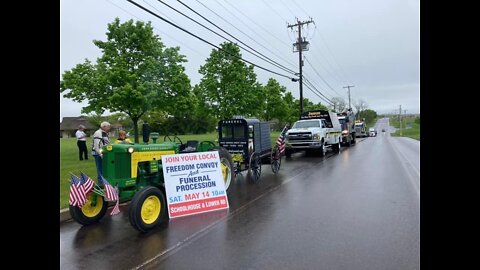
313;133;320;140
128;147;135;153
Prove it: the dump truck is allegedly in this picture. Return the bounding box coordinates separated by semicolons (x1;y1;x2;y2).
354;119;367;138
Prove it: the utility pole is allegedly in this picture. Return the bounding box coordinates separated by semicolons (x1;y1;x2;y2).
343;85;355;111
288;18;314;115
399;105;402;136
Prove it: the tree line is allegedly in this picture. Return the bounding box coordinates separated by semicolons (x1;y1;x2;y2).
61;18;374;142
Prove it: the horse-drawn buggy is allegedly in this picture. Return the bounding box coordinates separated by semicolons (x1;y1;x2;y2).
217;117;283;184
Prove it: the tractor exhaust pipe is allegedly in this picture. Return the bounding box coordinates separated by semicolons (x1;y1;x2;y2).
142;123;150;144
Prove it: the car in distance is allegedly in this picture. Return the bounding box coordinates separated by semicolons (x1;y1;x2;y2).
369;127;377;137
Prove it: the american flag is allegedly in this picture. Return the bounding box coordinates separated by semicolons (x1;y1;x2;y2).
79;172;95;194
100;176;120;215
276;126;287;154
69;174;86;207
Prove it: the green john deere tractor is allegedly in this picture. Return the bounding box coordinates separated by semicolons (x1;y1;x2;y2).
69;128;234;233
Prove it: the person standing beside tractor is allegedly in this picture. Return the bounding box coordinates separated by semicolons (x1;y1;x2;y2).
114;130;133;144
75;125;88;161
92;121;111;181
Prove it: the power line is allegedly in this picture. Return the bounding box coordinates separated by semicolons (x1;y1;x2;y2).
303;76;334;103
304;57;346;98
105;0;206;58
259;0;289;22
156;0;297;75
193;0;297;70
302;78;334;106
278;0;297;18
308;46;347;87
303;70;337;98
222;0;292;49
303;75;334;103
126;0;297;80
173;0;297;75
303;83;332;105
208;0;297;70
291;0;311;19
315;32;353;84
256;0;300;48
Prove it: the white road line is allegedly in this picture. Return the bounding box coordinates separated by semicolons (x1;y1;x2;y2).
388;136;420;199
132;159;324;269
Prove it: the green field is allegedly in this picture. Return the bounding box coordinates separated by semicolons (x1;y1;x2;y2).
389;116;420;140
60;131;281;209
366;118;378;129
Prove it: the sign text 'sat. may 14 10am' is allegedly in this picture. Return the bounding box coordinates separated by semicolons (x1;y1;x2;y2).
162;151;229;218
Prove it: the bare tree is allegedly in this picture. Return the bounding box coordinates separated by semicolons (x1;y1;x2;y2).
353;99;369;117
330;97;347;112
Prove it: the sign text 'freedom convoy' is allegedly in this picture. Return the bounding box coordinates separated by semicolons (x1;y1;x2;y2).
162;151;229;218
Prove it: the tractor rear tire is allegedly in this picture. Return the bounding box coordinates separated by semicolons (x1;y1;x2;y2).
209;146;234;191
69;192;108;226
129;186;166;233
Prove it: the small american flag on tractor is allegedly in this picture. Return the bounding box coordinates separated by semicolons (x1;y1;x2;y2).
99;175;120;215
276;125;289;155
69;173;120;216
69;174;86;207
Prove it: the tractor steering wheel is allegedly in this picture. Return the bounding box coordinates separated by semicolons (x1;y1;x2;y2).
199;141;216;150
163;135;183;145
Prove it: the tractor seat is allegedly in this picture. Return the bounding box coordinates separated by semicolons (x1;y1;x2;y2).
180;140;199;153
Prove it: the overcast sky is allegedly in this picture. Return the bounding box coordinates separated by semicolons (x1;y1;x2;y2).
60;0;419;121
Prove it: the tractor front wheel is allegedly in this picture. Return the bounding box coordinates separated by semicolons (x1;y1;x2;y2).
129;186;166;233
209;146;234;191
69;192;108;226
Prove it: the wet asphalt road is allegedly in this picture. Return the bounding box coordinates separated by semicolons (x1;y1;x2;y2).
60;118;420;270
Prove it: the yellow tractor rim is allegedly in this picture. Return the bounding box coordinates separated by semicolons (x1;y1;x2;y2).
141;195;161;224
81;193;103;218
220;158;231;185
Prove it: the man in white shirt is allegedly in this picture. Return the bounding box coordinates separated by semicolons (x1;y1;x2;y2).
92;122;111;180
75;125;88;161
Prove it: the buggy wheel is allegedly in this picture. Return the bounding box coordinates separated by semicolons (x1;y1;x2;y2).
69;192;108;226
209;147;234;191
247;152;262;184
270;146;281;174
129;186;166;233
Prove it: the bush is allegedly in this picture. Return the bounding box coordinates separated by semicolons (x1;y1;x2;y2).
414;116;420;124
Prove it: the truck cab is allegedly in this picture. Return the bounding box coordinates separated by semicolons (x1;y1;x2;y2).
285;110;342;157
337;111;356;146
354;120;367;138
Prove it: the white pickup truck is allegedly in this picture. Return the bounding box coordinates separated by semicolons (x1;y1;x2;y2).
285;110;342;157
